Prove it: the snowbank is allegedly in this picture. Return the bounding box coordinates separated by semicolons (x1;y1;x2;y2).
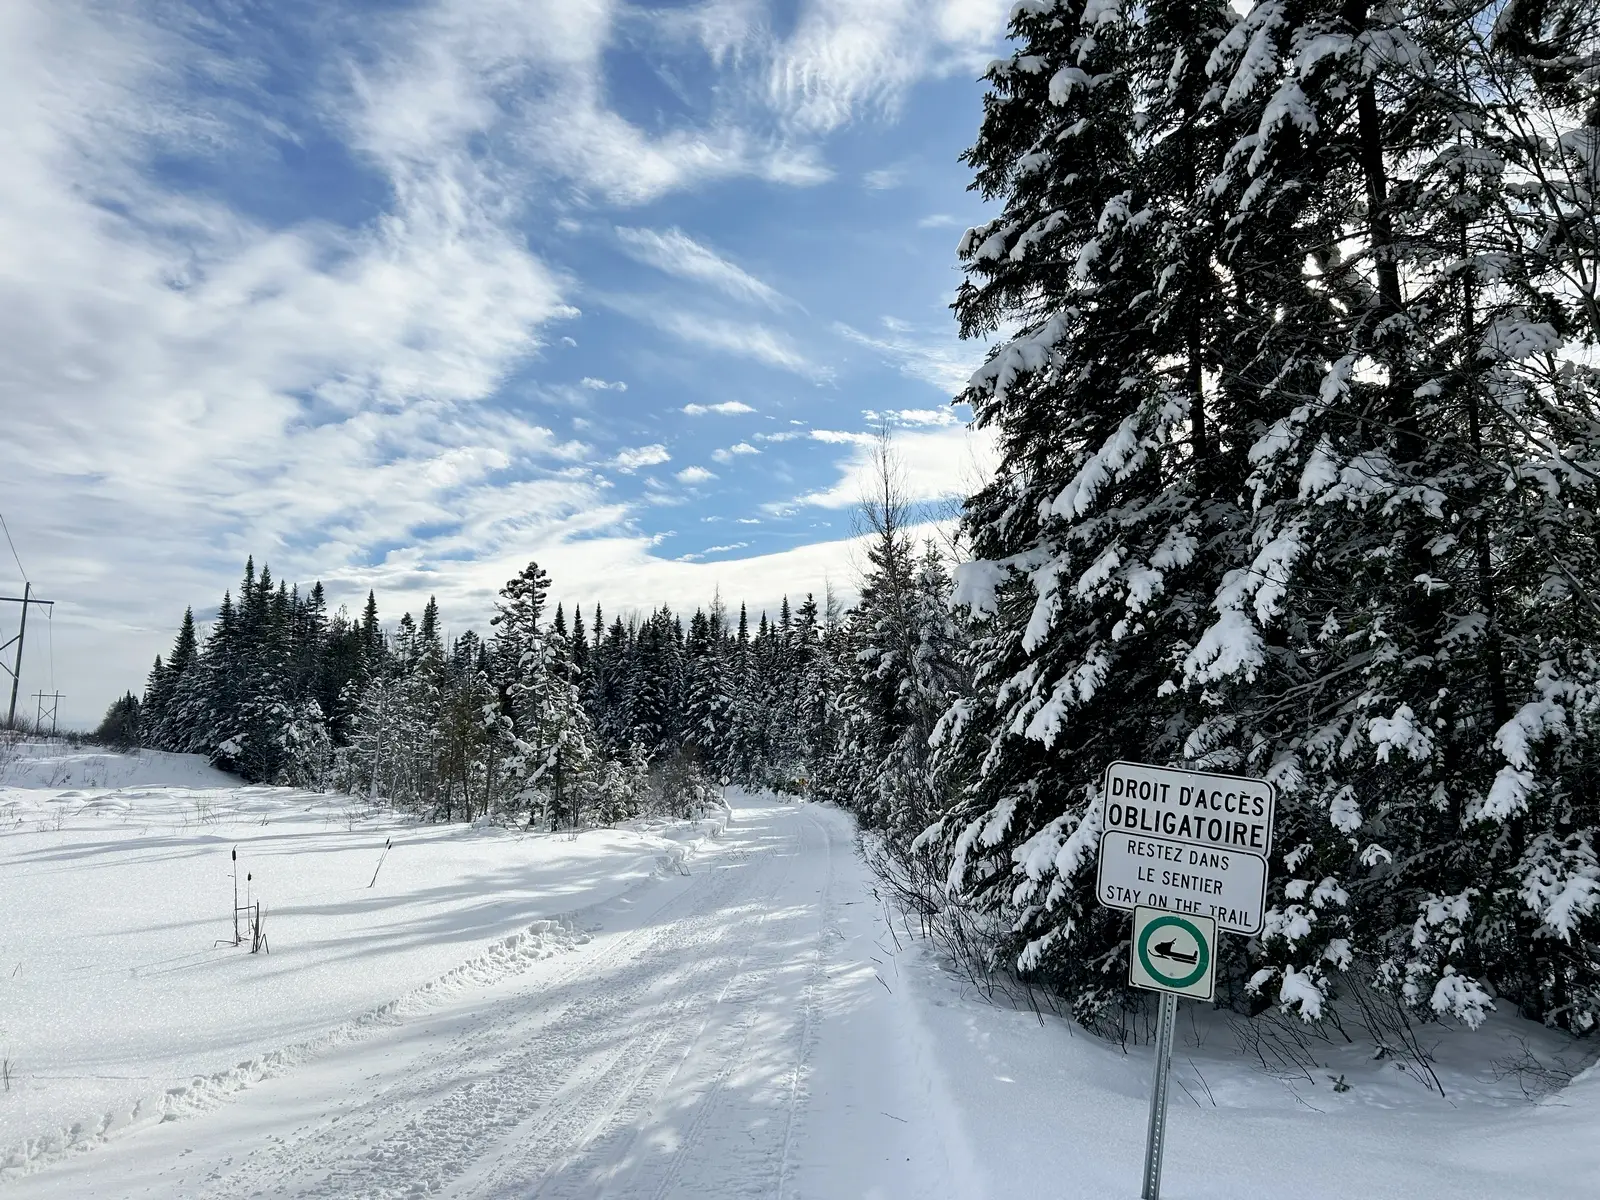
0;741;237;790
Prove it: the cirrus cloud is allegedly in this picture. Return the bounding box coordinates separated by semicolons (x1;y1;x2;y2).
683;401;756;415
617;227;786;308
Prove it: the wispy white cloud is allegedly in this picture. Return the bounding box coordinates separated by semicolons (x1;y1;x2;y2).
684;401;756;415
653;0;1009;141
582;377;628;391
862;407;959;427
652;310;821;377
677;540;749;561
355;0;832;208
809;429;875;445
615;444;672;471
616;227;785;308
711;441;760;462
765;0;1009;133
780;425;998;510
676;465;717;484
837;318;979;394
864;165;907;189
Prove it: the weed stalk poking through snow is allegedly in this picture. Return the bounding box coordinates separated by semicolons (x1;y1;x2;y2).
369;838;391;888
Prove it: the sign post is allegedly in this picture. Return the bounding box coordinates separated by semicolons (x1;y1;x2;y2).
1130;906;1216;1200
1131;908;1216;1001
1144;990;1177;1200
1096;762;1275;1200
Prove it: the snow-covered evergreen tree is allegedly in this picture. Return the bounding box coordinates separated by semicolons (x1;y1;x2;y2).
1189;0;1600;1030
511;600;598;829
928;0;1600;1033
928;0;1255;1020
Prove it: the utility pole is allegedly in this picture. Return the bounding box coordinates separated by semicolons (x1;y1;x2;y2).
32;691;62;737
2;582;55;729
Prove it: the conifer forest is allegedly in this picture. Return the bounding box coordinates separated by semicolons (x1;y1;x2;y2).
119;0;1600;1049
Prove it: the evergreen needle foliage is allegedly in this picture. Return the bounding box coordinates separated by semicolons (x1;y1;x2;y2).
932;0;1600;1035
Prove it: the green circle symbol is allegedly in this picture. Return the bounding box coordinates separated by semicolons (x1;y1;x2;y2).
1136;915;1210;989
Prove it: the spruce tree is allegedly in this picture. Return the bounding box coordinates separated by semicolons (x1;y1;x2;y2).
1190;0;1600;1029
935;0;1246;1020
571;603;590;682
932;0;1600;1034
360;591;383;671
149;607;198;750
95;692;142;751
142;656;168;743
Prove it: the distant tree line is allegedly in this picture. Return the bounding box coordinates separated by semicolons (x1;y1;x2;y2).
127;504;957;834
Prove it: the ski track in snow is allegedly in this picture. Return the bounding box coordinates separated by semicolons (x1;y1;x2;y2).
7;799;902;1200
6;787;1592;1200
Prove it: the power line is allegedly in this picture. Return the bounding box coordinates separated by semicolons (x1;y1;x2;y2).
32;691;61;738
0;512;26;583
0;516;55;730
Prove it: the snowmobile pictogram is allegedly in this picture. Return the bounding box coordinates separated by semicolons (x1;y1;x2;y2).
1150;938;1198;965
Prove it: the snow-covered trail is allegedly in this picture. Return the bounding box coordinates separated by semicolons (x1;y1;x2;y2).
8;787;1591;1199
6;796;976;1200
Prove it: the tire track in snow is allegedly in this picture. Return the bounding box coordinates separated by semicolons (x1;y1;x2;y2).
639;807;838;1200
775;808;836;1200
460;814;814;1199
191;840;749;1199
516;805;840;1200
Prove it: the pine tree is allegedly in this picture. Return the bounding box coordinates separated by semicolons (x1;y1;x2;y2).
360;591;383;671
571;603;591;683
147;608;198;750
95;692;142;750
1187;0;1600;1029
932;0;1285;1020
830;444;966;851
317;605;367;746
142;657;167;740
510;594;597;829
930;0;1600;1034
683;608;736;773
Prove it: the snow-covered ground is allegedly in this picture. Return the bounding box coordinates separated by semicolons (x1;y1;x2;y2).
1;742;1595;1197
0;742;238;791
0;742;724;1182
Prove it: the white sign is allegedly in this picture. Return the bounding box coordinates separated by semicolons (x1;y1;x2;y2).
1129;906;1216;1001
1099;833;1267;935
1096;761;1275;936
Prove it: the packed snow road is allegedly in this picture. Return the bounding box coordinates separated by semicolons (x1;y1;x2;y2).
8;795;972;1199
8;783;1594;1199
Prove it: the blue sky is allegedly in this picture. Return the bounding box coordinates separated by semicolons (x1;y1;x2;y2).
0;0;1009;725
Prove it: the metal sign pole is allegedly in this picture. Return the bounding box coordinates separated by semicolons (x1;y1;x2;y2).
1100;760;1272;1198
1141;990;1178;1200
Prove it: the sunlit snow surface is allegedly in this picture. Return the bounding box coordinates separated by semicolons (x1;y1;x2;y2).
1;742;1596;1198
0;742;714;1179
